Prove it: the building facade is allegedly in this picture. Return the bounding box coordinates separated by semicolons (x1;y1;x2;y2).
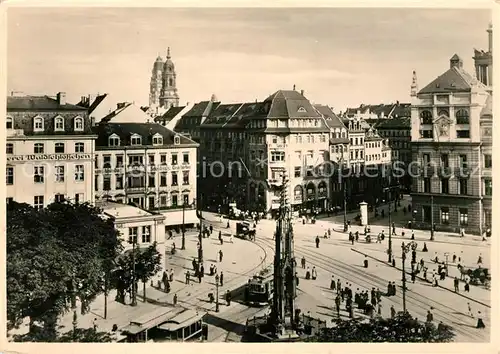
148;47;180;115
92;103;199;231
410;34;492;234
6;92;96;208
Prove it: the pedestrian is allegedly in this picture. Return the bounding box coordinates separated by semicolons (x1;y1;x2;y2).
454;277;459;292
295;272;299;287
392;222;396;235
312;266;317;280
306;267;311;280
220;236;224;245
411;231;415;240
220;271;224;286
335;295;341;317
173;293;178;306
328;228;331;238
315;236;320;248
198;271;202;283
390;305;396;319
453;253;457;263
464;280;470;292
363;256;368;268
391;282;397;296
434;252;439;263
426;309;433;322
387;281;392;296
337;278;341;293
93;318;98;331
330;275;336;290
230;234;233;243
467;302;473;317
422;242;428;252
192;258;197;271
185;271;190;285
169;268;174;282
219;250;223;262
210;225;213;234
301;256;306;269
411;271;416;283
477;254;483;266
225;290;231;306
476;311;485;329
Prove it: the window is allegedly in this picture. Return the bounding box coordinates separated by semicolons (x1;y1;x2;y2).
116;155;124;167
171;153;178;165
270;151;285;162
74;193;83;204
142;226;151;243
440;207;450;224
183;171;189;185
160;154;167;164
55;166;65;182
128;227;138;244
420;110;433;124
129;155;143;166
6;167;13;185
34;196;44;210
484;154;492;168
160;173;167;186
102;155;111;168
152;134;163;145
6;117;13;129
422;153;431;165
34;166;44;183
306;166;314;177
420;129;433;138
172;194;178;207
484;179;492;196
294;166;301;178
183;153;189;164
34;117;44;132
171;173;178;186
459;154;467;168
75;165;84;181
455;109;469;124
174;136;180;145
320;135;326;143
54;194;65;203
54;116;64;131
148;174;155;187
459;208;468;226
109;135;120;147
148;154;155;165
34;143;44;154
130;134;142;146
440;154;449;167
148;196;155;209
459;178;468;195
441;178;449;194
75;142;84;153
55;142;65;153
103;176;111;191
74;117;84;131
116;175;123;189
456;130;470;138
422;205;432;223
6;143;13;154
95;176;99;191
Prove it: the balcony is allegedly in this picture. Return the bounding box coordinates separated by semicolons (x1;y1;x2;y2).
455;166;471;177
127;164;145;171
437;166;452;177
126;186;146;192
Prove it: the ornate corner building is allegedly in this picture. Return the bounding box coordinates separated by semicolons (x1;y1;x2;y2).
149;47;180;115
410;25;493;235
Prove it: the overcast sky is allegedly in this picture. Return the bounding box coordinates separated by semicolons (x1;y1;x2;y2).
7;7;491;111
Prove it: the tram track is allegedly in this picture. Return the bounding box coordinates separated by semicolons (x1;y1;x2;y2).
255;236;488;343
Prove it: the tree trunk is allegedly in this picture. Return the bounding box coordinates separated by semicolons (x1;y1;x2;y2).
143;281;146;302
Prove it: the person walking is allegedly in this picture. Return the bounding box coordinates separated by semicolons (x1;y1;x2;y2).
225;290;232;306
311;266;317;280
315;236;320;248
452;253;457;263
173;293;178;306
426;309;434;323
476;311;486;329
330;275;336;290
219;250;223;262
335;295;341;317
198;270;202;283
464;280;470;292
390;305;396;319
454;277;459;292
185;271;190;285
220;271;224;286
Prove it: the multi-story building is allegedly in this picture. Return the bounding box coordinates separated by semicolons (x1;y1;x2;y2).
6;92;96;208
410;26;492;235
92;102;199;232
148;47;180;116
191;89;332;216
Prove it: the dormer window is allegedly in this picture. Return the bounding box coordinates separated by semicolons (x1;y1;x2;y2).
74;116;84;131
152;133;163;146
298;107;306;113
33;116;44;132
6;117;13;129
131;133;142;146
174;135;180;145
108;134;120;147
54;116;65;131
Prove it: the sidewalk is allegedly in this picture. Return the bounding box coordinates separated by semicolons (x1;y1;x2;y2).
55;224;269;337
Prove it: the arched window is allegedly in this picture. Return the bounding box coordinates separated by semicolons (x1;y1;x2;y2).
169;78;173;87
33;116;44;132
174;136;180;145
420;110;433;124
6;116;13;129
74;116;84;131
54;116;64;131
456;109;469;124
438;109;449;117
108;134;120;147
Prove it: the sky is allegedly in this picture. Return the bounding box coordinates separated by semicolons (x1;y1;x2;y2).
7;7;491;111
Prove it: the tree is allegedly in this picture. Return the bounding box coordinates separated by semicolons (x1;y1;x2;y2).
6;200;123;339
111;243;162;303
308;312;455;343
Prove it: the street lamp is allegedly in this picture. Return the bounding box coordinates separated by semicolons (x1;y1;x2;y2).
401;241;416;313
198;194;204;264
430;195;435;241
128;235;138;307
383;188;393;264
181;202;186;250
214;274;220;312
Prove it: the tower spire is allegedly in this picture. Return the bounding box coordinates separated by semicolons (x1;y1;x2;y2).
410;70;418;97
167;47;171;59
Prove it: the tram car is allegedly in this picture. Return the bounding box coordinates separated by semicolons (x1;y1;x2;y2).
244;267;274;306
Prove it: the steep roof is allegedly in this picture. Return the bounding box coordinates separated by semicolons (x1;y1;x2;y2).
314;104;346;129
375;117;411;129
418;66;484;94
7;95;87;111
101;103;152;124
155;106;186;122
183;101;214;117
480;94;492;117
93;122;197;148
264;90;321;119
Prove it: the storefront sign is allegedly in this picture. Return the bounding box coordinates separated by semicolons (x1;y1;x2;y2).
7;153;93;162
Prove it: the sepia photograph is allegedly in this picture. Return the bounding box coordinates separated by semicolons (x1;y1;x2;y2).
3;4;494;347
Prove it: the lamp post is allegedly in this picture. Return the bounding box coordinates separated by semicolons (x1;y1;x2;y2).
198;194;204;264
129;235;138;307
215;273;220;312
430;195;435;241
401;241;415;313
343;177;348;232
181;202;186;250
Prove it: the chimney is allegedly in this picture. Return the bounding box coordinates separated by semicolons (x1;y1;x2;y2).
300;89;304;96
293;84;296;91
57;92;66;105
450;54;463;69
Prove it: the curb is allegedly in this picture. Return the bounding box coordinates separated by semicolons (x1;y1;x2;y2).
350;248;490;308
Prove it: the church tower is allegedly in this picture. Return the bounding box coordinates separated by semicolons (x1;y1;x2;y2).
473;23;493;88
149;55;164;111
159;47;180;110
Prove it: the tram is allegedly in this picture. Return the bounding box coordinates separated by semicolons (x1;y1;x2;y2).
245;267;273;306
